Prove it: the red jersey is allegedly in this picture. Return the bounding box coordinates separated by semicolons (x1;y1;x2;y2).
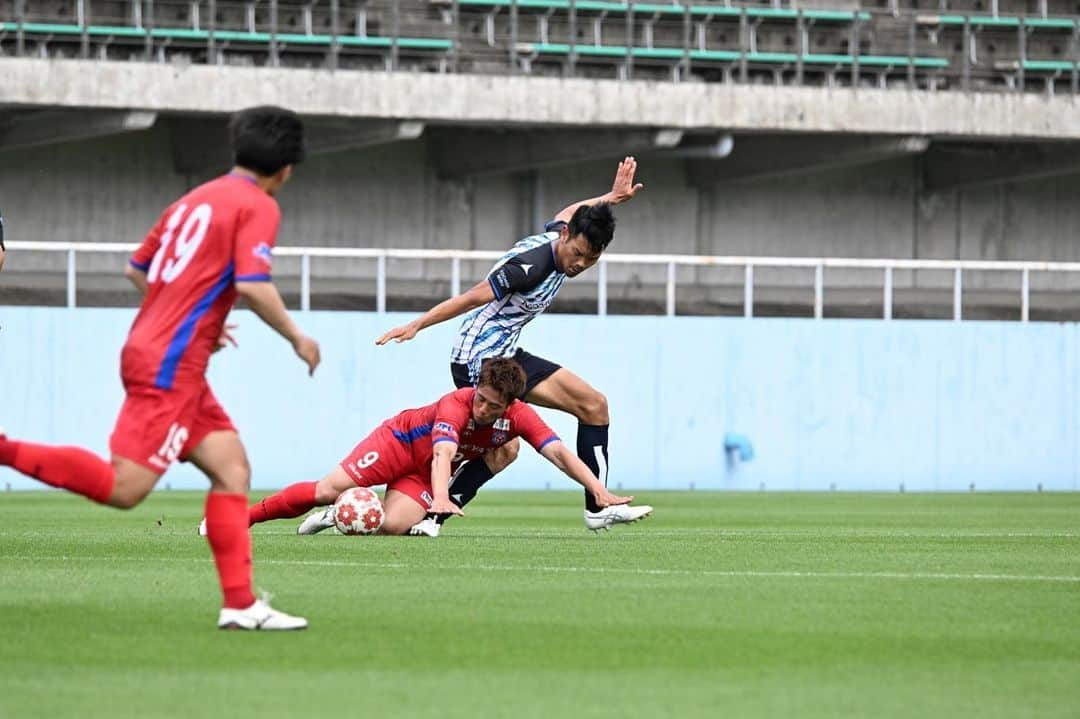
386;387;559;474
123;174;279;389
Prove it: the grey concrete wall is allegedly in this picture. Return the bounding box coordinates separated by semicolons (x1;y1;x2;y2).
4;57;1080;139
3;122;1080;296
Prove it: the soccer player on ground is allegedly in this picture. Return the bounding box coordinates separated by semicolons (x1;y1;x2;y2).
233;358;632;535
0;106;320;631
376;157;651;535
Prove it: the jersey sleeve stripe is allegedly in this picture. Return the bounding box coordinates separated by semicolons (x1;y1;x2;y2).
235;273;271;282
128;258;151;272
154;264;235;390
488;275;504;300
432;437;459;445
538;436;560;450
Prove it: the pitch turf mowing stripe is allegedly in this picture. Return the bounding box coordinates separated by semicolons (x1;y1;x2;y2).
15;554;1080;583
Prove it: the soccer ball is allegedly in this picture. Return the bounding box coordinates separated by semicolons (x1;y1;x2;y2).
333;487;385;535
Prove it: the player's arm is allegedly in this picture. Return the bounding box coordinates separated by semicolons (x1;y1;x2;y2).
124;264;148;295
235;281;321;376
539;440;633;508
375;279;495;345
430;439;466;517
552;156;644;224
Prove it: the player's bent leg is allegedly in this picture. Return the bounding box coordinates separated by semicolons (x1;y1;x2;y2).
379;489;429;535
525;368;609;425
0;433;119;505
527;369;613;514
106;456;163;509
426;439;521;533
184;431;260;614
294;466;359;535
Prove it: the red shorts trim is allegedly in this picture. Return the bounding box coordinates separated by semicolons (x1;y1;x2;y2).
109;381;236;474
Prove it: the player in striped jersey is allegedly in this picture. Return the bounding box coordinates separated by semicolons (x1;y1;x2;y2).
377;157;652;533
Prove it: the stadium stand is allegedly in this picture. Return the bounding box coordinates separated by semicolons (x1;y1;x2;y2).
1;0;1075;90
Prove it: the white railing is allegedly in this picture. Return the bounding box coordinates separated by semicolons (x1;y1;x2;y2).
10;240;1080;321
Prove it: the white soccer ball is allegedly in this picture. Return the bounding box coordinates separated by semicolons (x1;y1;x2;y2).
333;487;385;535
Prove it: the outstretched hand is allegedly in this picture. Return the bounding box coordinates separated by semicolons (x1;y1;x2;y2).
430;497;464;517
293;335;321;376
610;156;644;204
212;323;239;354
595;488;634;508
376;321;420;346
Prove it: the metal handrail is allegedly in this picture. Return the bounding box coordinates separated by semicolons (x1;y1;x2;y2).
10;240;1080;321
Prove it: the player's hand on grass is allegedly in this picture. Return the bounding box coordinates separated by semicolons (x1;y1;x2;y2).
375;320;420;346
292;335;321;376
430;497;464;517
609;156;644;204
212;323;239;353
595;488;633;508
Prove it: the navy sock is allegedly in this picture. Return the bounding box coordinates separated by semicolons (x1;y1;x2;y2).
576;423;609;513
435;459;495;525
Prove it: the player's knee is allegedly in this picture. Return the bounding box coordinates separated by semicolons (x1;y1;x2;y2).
487;438;520;474
108;490;145;510
314;480;341;505
213;459;251;494
579;391;609;425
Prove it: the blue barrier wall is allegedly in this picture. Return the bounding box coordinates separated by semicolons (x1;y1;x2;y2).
1;306;1077;491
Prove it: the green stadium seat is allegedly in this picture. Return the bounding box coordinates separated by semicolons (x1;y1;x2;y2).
0;22;452;53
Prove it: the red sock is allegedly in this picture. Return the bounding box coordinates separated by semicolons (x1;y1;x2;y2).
248;481;319;526
0;439;115;504
205;492;256;610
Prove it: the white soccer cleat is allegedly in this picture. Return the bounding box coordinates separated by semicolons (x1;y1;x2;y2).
408;516;441;538
584;503;653;532
217;596;307;631
197;517;208;536
297;505;335;535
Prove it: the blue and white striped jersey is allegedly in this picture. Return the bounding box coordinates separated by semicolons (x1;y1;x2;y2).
450;225;567;382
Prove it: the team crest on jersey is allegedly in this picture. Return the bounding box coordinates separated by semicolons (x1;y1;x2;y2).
252;242;273;267
494;418;511;431
492;431;508;446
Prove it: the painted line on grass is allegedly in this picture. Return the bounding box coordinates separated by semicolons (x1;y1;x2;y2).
19;555;1080;583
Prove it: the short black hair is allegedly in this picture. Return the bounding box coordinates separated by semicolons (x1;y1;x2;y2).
229;106;306;176
567;202;615;254
478;358;527;402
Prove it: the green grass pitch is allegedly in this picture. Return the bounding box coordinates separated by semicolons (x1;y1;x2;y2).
1;490;1077;719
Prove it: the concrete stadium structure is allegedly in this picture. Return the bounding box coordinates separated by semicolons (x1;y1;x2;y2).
3;0;1080;317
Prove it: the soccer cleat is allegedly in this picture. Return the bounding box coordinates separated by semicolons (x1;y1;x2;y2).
407;516;441;538
584;503;653;532
197;517;207;536
217;596;307;631
296;505;335;535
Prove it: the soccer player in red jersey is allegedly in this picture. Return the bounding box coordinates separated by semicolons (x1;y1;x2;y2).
239;358;632;535
0;106;320;631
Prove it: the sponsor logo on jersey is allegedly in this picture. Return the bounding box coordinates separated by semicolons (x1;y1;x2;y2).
494;418;511;431
252;242;274;267
434;421;456;434
495;269;510;290
421;491;433;507
520;263;533;275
